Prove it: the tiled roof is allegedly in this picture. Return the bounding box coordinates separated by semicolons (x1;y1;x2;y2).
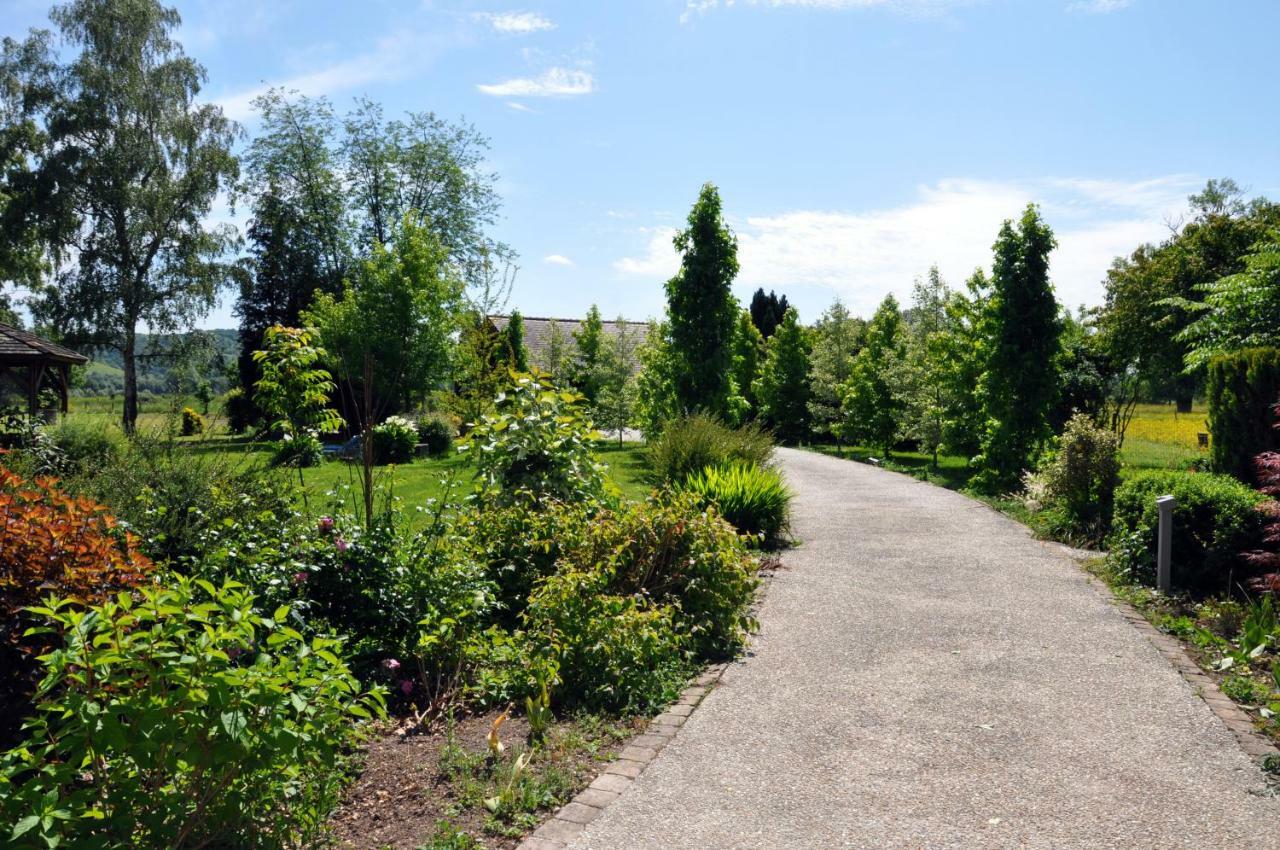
0;323;89;365
490;314;648;370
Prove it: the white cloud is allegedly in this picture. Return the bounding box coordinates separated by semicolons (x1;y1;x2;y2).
1066;0;1131;12
479;11;556;33
544;254;575;266
477;67;595;97
613;177;1196;316
506;101;535;112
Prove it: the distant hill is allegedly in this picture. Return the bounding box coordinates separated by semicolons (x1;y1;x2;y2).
75;329;238;397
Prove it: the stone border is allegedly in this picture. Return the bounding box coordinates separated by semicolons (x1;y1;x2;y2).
517;664;728;850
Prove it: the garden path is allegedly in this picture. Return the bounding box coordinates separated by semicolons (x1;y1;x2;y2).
568;447;1280;849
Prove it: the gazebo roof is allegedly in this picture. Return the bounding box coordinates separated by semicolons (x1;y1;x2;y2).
0;323;89;366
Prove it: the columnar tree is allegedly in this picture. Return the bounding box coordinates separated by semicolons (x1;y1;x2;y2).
731;310;765;416
754;308;811;443
4;0;239;432
973;204;1062;492
666;183;739;416
632;321;679;438
502;309;529;372
900;267;953;468
749;288;790;339
543;318;570;382
570;304;605;403
840;294;905;456
595;317;639;444
807;299;864;448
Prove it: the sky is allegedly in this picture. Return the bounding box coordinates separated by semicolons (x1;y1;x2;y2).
6;0;1280;328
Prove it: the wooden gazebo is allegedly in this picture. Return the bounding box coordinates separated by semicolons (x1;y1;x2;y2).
0;323;88;417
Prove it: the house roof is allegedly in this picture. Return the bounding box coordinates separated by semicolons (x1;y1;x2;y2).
489;314;648;369
0;323;90;366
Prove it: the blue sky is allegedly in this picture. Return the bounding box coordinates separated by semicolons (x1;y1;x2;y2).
7;0;1280;328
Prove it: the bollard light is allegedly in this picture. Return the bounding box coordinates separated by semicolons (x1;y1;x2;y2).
1156;494;1176;594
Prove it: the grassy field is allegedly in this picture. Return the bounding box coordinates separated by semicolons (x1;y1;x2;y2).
1120;403;1209;471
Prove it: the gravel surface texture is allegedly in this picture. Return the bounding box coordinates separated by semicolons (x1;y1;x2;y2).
568;447;1280;849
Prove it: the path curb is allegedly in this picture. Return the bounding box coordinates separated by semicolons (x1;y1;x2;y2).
516;664;728;850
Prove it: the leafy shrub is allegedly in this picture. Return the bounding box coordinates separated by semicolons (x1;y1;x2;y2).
44;418;125;473
1206;347;1280;482
223;385;257;434
271;432;323;468
683;461;792;545
0;577;383;850
464;371;604;506
1034;413;1120;544
372;415;418;465
180;406;205;436
416;411;456;456
522;566;688;713
1108;469;1269;592
647;414;774;484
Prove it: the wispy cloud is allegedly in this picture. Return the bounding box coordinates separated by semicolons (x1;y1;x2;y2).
1066;0;1131;13
614;176;1197;315
477;67;595;97
478;11;556;33
506;101;535;112
544;254;575;266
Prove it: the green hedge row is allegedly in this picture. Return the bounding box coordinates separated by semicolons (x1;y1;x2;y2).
1206;347;1280;482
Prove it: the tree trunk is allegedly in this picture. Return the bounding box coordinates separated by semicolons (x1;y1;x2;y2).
123;326;138;434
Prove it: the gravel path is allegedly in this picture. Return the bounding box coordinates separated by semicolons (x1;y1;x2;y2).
569;447;1280;849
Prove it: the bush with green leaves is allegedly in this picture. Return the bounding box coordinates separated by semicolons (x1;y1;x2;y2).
464;371;605;506
1033;412;1120;545
1108;469;1269;593
683;461;792;545
43;418;125;473
1206;347;1280;482
0;577;383;850
416;411;457;456
180;406;205;437
647;414;774;484
372;415;418;465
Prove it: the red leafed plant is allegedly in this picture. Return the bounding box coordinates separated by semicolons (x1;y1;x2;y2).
1244;399;1280;591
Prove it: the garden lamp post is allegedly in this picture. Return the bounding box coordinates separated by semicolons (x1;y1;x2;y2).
1156;494;1176;594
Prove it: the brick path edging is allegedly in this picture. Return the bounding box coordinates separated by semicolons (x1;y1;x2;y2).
517;664;728;850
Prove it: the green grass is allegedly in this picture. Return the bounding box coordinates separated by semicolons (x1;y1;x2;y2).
1120;402;1210;471
805;443;975;490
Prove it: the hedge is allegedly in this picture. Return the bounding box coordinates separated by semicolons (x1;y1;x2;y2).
1206;347;1280;483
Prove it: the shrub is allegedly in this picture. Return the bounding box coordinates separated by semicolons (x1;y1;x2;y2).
647;414;774;484
223;385;257;433
44;418;125;473
683;461;792;545
1108;469;1269;592
271;432;323;468
180;406;205;436
464;371;605;506
416;411;456;456
1035;413;1120;544
371;415;418;465
0;577;383;850
1206;347;1280;482
522;566;688;713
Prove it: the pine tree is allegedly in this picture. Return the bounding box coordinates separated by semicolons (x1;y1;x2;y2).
973;204;1062;492
750;289;790;339
840;294;905;457
754;308;812;444
666;184;739;416
503;310;529;372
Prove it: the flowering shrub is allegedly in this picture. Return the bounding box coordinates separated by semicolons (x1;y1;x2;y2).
372;415;418;465
0;577;383;850
180;406;205;436
415;411;456;456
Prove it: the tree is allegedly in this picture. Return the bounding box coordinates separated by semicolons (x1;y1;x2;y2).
754;308;811;443
807;299;864;448
899;267;953;467
749;288;790;339
543;318;570;382
840;294;905;456
305;216;463;417
570;304;605;403
595;317;639;444
632;321;679;439
731;310;765;416
666;183;739;416
5;0;239;433
972;205;1062;492
1177;230;1280;371
253;324;343;486
502;309;529;372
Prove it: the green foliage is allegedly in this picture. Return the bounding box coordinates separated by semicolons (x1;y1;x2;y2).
899;267;958;466
683;462;792;545
647;414;775;484
180;406;205;437
371;415;418;465
840;294;905;456
464;371;605;506
1205;347;1280;482
253;325;344;446
1108;469;1268;592
807;300;864;443
632;321;680;439
416;411;457;456
1178;232;1280;371
731;310;765;414
665;183;740;418
0;577;383;850
569;305;606;404
973;204;1062;493
592;316;640;439
749;288;790;340
270;433;323;469
1033;412;1120;544
502;310;530;372
753;308;812;444
42;418;124;474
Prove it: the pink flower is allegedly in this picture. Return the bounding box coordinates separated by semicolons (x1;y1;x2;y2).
382;658;401;671
292;571;308;584
227;646;245;661
317;516;335;534
399;679;414;695
335;537;350;554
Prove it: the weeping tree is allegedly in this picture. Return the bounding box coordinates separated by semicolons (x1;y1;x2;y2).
1;0;239;433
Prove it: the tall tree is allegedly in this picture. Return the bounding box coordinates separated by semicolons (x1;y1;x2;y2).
731;310;765;416
632;320;679;438
754;307;811;443
594;316;639;444
936;269;990;458
3;0;239;432
666;183;739;416
973;204;1062;492
749;288;790;339
840;294;905;457
1176;229;1280;370
542;318;570;382
502;309;529;372
570;304;605;403
899;267;954;467
807;299;864;447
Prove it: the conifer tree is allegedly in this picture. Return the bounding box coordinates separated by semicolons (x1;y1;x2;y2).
754;308;812;443
840;294;905;456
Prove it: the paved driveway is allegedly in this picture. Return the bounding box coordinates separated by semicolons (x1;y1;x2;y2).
569;448;1280;849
